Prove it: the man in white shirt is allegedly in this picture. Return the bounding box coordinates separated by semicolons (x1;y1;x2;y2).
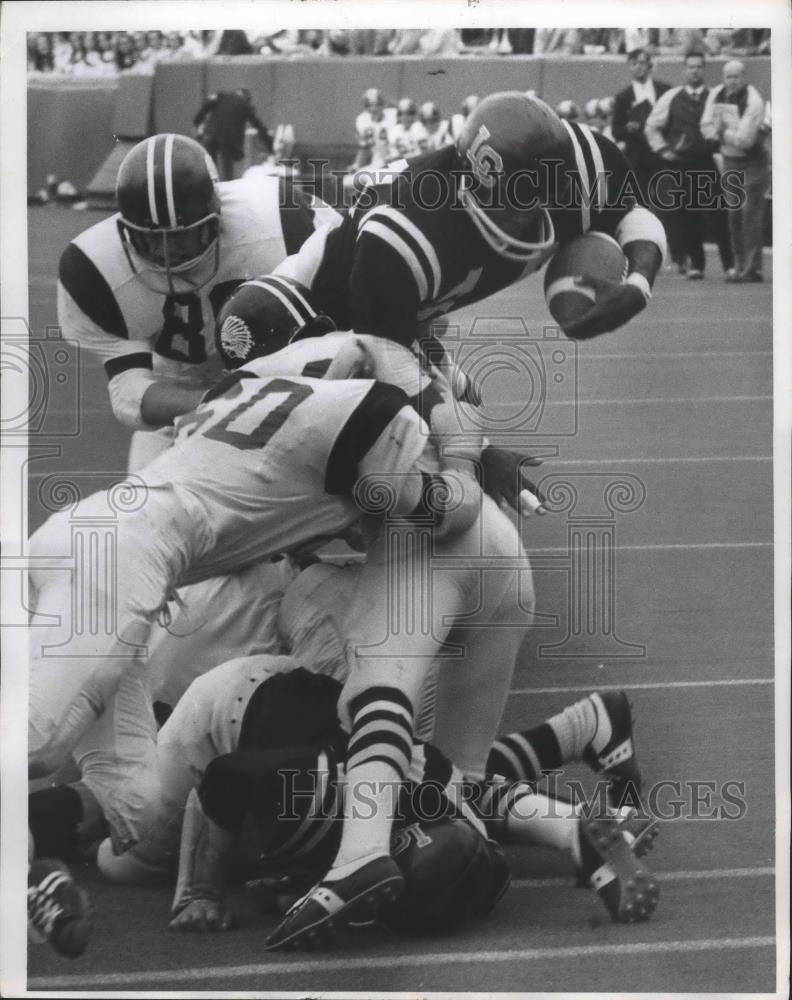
700;61;770;282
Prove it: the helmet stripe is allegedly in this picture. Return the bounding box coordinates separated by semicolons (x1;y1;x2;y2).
163;133;178;227
562;120;591;232
145;136;159;225
266;274;318;318
577;124;607;212
246;279;307;327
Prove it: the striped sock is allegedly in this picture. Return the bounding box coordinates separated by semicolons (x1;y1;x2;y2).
486;723;562;783
330;686;414;873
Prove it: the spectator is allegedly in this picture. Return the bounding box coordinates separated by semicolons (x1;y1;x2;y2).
534;29;583;55
194;87;272;180
114;33;137;72
701;60;769;282
29;34;54;73
612;50;671;203
645;49;735;280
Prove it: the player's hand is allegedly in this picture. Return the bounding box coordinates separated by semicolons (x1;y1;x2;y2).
478;445;547;518
625;121;642;134
659;148;679;162
562;275;647;340
169;899;233;933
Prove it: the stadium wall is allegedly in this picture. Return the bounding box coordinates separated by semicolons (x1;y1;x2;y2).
27;56;772;196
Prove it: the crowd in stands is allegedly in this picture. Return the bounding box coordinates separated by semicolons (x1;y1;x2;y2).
28;28;771;75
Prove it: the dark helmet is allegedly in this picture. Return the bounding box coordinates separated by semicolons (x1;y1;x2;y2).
116;133;221;294
215;274;336;368
455;91;570;262
380;818;511;936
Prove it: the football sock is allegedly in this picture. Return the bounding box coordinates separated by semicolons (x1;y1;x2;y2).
29;785;83;860
487;696;599;781
327;686;413;878
479;780;582;866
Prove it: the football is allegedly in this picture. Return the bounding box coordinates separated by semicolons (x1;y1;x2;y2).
544;231;628;331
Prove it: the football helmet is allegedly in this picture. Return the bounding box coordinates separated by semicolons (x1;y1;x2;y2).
420;101;441;126
555;99;581;122
461;94;480;117
380;818;511;936
116;133;221;295
215;274;336;368
456;91;570;262
397;98;418;125
362;87;385;114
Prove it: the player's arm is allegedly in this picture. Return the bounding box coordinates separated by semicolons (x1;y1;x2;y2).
347;209;428;346
327;382;481;540
58;244;207;430
563;130;666;340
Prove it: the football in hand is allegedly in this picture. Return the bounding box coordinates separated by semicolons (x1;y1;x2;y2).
544;232;628;331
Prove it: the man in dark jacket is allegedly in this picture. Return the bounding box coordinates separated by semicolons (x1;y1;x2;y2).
612;49;671;204
194;88;273;181
645;50;735;279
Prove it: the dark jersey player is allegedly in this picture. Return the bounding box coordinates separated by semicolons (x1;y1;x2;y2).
274;91;666;346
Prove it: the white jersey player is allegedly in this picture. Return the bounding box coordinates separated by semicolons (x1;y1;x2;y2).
388;98;429;159
419;101;453;152
56;132;341;468
351;88;396;171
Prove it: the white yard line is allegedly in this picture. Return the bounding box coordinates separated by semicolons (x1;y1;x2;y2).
28;935;775;989
511;867;775;889
527;542;772;552
510;678;774;695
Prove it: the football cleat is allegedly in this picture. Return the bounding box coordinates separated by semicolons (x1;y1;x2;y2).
577;817;660;923
616;806;660;858
583;690;644;808
28;859;93;958
264;855;404;951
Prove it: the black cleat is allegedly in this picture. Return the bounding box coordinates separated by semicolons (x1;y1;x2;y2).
577;817;659;923
583;691;644;808
265;855;404;951
28;859;93;958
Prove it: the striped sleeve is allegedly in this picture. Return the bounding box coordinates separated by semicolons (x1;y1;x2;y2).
350;206;443;344
324;382;426;496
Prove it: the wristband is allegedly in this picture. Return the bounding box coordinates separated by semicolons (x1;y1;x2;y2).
626;272;652;302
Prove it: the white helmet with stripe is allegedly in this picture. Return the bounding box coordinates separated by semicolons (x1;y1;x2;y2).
116;133;221;294
214;274;337;369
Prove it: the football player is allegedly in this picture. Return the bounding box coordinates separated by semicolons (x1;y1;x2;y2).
273;91;666;345
388;98;429;159
449;94;479;143
28;282;491;865
89;561;653;905
155;658;656;938
419;101;454;152
56;132;341;469
350;88;395;172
